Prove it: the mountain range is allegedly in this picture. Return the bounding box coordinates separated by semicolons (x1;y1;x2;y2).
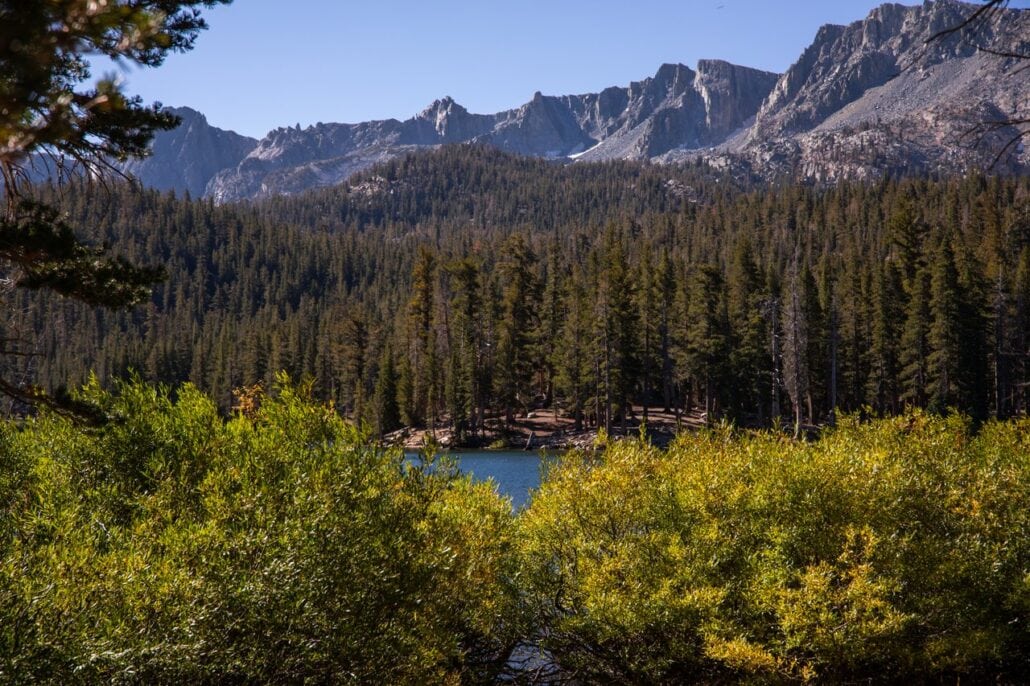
125;0;1029;201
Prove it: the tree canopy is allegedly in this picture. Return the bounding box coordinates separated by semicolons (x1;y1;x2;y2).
0;0;227;413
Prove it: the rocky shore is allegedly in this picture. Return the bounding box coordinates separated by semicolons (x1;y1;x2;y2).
384;408;696;451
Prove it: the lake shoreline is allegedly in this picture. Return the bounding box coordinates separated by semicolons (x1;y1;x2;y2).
385;407;700;451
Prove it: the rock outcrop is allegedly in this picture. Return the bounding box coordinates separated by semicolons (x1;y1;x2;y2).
202;60;779;201
130;0;1027;201
119;107;257;197
706;0;1029;181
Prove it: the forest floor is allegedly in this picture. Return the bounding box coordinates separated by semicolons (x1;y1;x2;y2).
389;406;711;451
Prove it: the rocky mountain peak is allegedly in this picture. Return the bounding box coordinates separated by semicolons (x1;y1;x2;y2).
693;60;780;143
417;96;474;138
653;62;693;88
751;0;986;139
715;0;1028;182
419;96;459;118
168;105;207;122
133;1;1026;201
695;59;732;78
119;106;257;197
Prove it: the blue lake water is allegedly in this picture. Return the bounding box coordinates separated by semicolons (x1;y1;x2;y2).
404;450;553;509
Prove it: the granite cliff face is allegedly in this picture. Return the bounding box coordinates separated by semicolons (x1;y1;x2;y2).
558;60;780;162
704;0;1029;181
203;60;779;202
119;107;257;197
130;0;1028;201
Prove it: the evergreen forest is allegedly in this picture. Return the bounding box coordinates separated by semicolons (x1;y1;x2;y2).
7;146;1030;439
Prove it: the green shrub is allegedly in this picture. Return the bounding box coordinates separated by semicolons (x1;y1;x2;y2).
4;387;1028;684
0;378;521;684
519;413;1030;683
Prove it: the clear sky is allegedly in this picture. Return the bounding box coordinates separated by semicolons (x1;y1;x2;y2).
92;0;1030;138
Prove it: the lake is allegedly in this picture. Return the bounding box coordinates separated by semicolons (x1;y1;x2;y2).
404;450;553;508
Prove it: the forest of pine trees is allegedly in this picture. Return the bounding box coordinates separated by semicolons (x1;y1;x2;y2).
6;147;1030;439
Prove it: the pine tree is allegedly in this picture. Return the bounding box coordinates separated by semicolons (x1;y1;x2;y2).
887;195;924;290
656;250;678;413
866;261;903;413
634;247;662;425
593;229;636;433
493;233;539;424
443;258;483;442
763;270;783;424
954;240;991;420
801;263;825;423
539;243;565;415
684;264;729;424
727;237;768;422
782;252;809;438
396;354;417;428
836;254;869;413
816;252;841;423
927;238;963;413
338;303;370;421
371;344;401;438
1009;246;1030;414
900;266;932;407
405;248;437;427
555;267;592;431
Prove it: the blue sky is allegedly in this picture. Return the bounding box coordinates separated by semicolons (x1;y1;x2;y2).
93;1;1030;138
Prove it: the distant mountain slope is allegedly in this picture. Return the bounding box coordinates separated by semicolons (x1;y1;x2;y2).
119;107;257;197
127;0;1027;200
202;59;778;202
694;0;1029;181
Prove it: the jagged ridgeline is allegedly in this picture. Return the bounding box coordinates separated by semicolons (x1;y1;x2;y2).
121;0;1028;200
8;146;1030;429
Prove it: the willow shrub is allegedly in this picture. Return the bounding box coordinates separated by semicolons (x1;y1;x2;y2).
0;378;522;684
519;413;1030;683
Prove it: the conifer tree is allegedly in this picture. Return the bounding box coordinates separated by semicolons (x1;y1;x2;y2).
867;262;903;413
405;248;437;426
656;250;677;413
0;0;227;414
782;252;809;438
763;270;783;424
836;255;869;412
555;267;592;431
727;237;768;422
593;229;636;432
684;264;728;424
443;258;483;441
1011;246;1030;414
900;266;932;407
816;252;841;422
887;196;924;290
371;344;401;438
801;263;824;422
539;243;565;415
955;242;990;419
493;234;539;424
634;246;662;425
927;238;963;413
338;303;370;420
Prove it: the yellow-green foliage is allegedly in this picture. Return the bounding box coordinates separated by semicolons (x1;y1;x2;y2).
0;378;521;684
2;386;1029;684
519;414;1030;683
